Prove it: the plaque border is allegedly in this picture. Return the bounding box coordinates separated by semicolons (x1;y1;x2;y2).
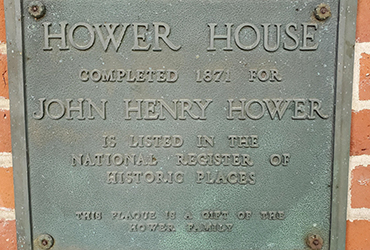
4;0;357;249
330;0;357;249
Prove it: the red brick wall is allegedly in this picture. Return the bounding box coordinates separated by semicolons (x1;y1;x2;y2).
0;0;16;249
347;1;370;249
0;1;370;250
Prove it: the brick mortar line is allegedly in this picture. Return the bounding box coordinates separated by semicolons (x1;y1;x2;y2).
0;97;9;110
0;208;15;221
347;208;370;222
0;43;6;55
0;152;12;168
352;101;370;111
349;155;370;171
353;42;370;111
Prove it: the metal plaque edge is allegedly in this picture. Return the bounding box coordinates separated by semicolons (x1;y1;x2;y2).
330;0;358;249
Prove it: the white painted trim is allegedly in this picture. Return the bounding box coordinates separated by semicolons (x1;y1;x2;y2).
0;152;12;168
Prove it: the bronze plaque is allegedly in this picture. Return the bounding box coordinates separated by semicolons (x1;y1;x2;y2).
6;0;356;249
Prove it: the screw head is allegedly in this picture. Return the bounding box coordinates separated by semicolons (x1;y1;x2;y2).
314;3;331;21
35;234;54;249
28;1;46;19
306;234;323;250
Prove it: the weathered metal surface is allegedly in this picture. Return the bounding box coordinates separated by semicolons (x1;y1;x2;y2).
5;0;356;249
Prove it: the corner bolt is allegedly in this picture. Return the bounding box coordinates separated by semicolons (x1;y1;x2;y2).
28;1;46;19
314;3;331;21
306;234;324;250
35;234;54;250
